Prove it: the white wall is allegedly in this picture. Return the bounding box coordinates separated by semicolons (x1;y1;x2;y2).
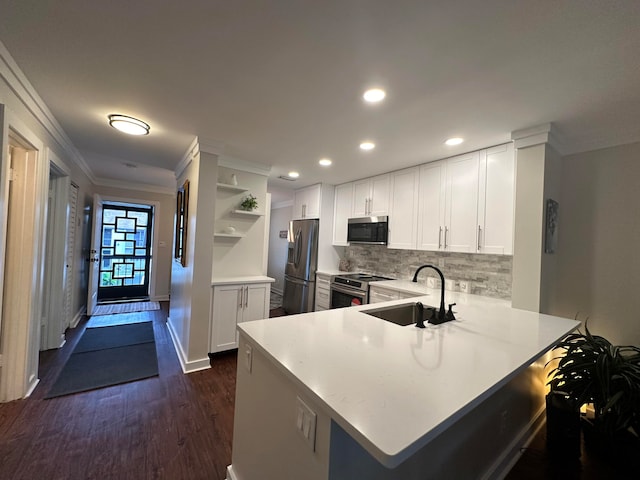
168;147;218;372
267;204;292;294
551;141;640;345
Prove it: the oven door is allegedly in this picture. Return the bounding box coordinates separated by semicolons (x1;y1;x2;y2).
330;283;367;309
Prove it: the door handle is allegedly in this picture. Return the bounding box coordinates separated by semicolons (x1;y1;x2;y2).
244;286;249;308
444;226;448;249
238;288;243;309
438;226;442;249
477;225;482;251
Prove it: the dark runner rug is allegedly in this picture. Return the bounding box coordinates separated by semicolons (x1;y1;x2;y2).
46;322;158;399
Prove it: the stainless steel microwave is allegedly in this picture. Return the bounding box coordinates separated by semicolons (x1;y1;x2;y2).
347;216;389;245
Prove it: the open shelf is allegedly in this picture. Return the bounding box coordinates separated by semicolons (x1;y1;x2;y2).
232;209;263;217
217;183;248;193
214;232;246;239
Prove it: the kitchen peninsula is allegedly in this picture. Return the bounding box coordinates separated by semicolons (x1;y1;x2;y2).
227;289;580;480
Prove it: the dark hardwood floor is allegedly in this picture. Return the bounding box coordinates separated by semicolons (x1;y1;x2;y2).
0;303;628;479
0;303;237;480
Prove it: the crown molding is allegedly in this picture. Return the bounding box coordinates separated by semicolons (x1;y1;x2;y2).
510;122;565;153
218;154;271;176
174;136;199;179
92;177;175;196
0;40;96;182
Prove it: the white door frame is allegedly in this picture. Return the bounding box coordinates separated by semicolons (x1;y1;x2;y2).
0;108;47;401
87;194;104;316
87;194;161;307
41;149;71;350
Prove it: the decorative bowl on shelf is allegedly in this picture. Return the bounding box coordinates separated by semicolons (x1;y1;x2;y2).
224;226;236;234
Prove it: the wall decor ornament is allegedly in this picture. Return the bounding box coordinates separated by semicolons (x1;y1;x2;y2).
545;198;559;254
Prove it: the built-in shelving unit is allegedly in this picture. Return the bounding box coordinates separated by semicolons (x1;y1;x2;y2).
214;232;246;239
217;182;249;193
232;209;263;217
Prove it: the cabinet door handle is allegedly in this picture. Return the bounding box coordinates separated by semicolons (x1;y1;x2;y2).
438;226;443;249
477;225;482;251
244;286;249;308
238;288;243;309
444;226;448;249
302;204;306;218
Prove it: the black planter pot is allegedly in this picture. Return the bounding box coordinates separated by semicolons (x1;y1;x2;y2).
546;392;581;459
582;418;640;470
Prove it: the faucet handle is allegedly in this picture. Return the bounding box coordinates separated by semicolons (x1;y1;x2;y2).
446;303;457;321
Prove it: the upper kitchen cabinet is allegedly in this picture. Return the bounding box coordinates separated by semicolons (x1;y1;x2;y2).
417;152;480;253
477;143;515;254
293;183;321;219
332;182;353;246
388;167;420;249
352;174;390;217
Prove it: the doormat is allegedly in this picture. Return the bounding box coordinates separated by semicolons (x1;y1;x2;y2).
92;301;160;316
46;321;158;399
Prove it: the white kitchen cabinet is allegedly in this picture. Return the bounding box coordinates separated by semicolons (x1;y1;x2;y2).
417;152;479;253
210;282;270;353
315;273;332;311
477;143;515;254
352;174;390;217
417;161;447;250
369;284;418;304
293;183;321;219
444;151;480;252
388;167;420;249
332;183;353;246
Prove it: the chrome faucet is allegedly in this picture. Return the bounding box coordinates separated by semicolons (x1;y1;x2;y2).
412;264;456;326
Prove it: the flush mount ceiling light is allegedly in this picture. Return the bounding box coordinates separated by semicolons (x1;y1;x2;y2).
363;88;386;103
319;158;332;166
359;141;376;151
288;171;300;178
445;137;464;146
108;114;150;136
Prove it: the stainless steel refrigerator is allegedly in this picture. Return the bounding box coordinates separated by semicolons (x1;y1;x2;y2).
282;218;319;314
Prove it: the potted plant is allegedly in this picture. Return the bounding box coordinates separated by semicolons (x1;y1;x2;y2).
240;194;258;211
546;321;640;463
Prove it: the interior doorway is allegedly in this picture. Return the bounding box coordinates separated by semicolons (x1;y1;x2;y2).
97;202;154;303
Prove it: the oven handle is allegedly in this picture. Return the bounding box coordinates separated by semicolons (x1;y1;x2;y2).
330;283;367;298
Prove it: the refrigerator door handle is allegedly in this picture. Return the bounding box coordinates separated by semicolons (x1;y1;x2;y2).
294;229;302;267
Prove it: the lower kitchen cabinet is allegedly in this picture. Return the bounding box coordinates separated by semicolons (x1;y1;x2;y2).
369;285;418;304
210;282;270;353
315;272;332;311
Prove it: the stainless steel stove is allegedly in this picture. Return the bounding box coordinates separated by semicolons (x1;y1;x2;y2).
330;273;394;308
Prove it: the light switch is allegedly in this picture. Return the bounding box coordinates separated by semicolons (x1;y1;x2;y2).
295;396;317;451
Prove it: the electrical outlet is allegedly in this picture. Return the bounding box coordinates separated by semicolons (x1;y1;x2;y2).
296;397;317;451
459;281;470;294
426;277;436;289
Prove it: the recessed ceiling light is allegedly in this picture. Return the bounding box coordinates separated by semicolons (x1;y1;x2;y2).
288;171;300;178
360;142;376;151
108;114;150;135
363;88;386;103
445;137;464;146
319;158;332;166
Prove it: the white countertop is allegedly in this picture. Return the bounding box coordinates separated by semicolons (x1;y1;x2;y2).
238;290;579;468
211;275;275;286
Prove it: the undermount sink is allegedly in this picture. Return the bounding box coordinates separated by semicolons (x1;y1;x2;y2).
363;302;437;326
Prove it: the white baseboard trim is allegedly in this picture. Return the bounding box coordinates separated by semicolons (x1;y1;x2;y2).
481;405;546;480
165;316;211;374
25;378;40;398
226;465;240;480
151;294;170;302
70;307;85;329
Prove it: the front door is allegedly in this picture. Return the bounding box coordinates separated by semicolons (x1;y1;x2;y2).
97;203;153;302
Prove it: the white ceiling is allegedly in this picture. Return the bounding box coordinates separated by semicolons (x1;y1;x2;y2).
1;1;639;194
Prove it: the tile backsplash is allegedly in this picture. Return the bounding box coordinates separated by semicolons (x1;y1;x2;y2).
344;245;512;300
